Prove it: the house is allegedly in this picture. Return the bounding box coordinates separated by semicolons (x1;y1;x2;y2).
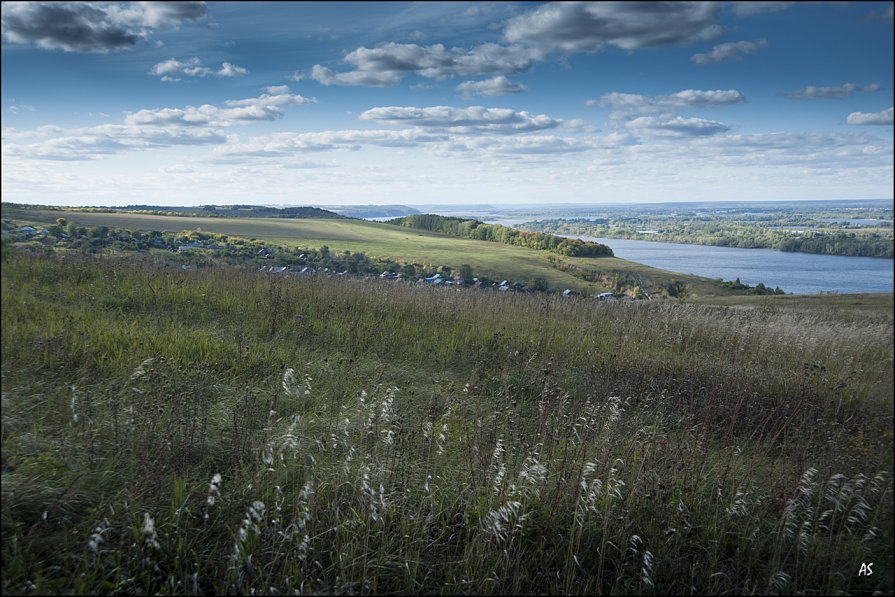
595;292;617;301
424;273;443;283
562;289;574;297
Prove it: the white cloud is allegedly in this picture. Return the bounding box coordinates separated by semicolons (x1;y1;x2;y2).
691;39;767;65
217;62;248;77
599;89;746;119
210;129;449;159
503;1;723;52
441;134;594;155
625;115;729;137
2;125;226;161
310;65;403;88
358;106;560;134
456;76;527;98
846;108;894;125
0;1;206;53
125;88;314;127
149;57;248;80
783;83;883;100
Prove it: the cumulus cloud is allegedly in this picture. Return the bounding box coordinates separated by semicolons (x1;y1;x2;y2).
358;106;560;134
442;134;594;155
310;65;403;88
599;89;746;118
845;108;894;125
125;88;314;127
503;1;722;52
2;125;226;161
456;76;527;98
625;115;729;136
150;57;248;80
783;83;883;100
308;3;731;88
0;1;206;52
311;42;540;87
691;39;767;65
217;62;248;77
210;129;450;159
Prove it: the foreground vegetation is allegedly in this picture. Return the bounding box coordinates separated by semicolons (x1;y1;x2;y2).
2;251;892;595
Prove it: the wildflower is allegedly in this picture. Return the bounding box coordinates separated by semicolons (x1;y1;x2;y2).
69;386;78;424
142;513;160;550
87;519;111;553
283;368;296;397
207;473;222;507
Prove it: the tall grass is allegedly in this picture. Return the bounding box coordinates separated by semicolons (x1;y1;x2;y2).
2;253;892;594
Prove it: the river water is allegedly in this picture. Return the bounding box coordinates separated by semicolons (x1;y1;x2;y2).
568;235;893;295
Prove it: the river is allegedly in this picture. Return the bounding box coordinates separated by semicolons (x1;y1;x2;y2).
568;235;894;295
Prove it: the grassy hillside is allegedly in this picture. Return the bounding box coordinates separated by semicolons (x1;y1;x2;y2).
1;252;892;595
2;205;750;297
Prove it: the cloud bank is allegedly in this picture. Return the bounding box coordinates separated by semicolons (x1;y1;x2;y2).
1;1;206;52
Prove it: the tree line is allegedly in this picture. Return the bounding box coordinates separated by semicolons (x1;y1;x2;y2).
388;214;614;258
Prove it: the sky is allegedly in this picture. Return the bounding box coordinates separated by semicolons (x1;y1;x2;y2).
1;1;893;207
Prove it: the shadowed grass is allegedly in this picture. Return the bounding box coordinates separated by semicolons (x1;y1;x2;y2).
2;253;892;595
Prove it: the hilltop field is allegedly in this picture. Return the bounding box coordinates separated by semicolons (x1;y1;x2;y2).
1;205;893;595
2;205;772;298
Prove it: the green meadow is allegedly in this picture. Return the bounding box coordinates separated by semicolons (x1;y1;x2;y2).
1;248;892;595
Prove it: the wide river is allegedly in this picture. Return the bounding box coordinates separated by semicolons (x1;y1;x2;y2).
568;235;893;295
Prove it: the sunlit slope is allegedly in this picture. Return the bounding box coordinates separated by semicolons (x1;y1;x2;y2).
4;207;738;295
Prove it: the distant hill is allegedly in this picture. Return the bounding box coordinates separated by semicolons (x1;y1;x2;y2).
1;203;344;219
328;205;421;218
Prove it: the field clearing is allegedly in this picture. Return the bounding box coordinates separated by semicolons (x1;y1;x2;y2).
2;207;740;296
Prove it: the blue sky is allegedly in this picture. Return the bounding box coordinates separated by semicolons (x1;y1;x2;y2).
2;1;893;206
